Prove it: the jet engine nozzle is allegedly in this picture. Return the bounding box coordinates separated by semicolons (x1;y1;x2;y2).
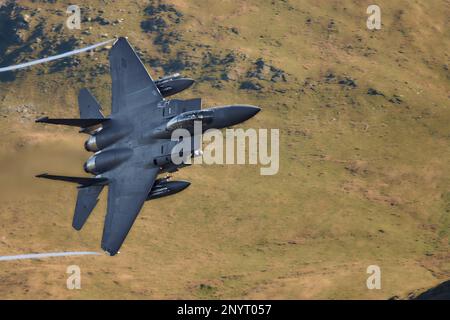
83;148;132;175
84;135;98;152
84;127;130;152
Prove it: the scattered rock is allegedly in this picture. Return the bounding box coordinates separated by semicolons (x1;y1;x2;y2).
389;95;403;104
140;2;184;53
324;72;336;82
246;58;287;83
141;16;167;32
94;16;110;26
367;88;384;96
327;19;337;32
2;105;37;120
230;27;239;35
345;160;369;176
239;80;262;91
338;77;357;88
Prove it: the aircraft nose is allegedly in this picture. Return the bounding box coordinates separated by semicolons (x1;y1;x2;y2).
173;78;194;91
212;105;261;128
182;78;195;87
231;105;261;122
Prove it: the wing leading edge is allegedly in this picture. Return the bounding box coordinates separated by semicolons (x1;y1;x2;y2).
109;37;162;115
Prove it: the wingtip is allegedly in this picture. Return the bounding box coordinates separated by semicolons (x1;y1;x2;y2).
110;37;129;54
72;223;83;231
103;249;118;257
35;173;48;178
35;116;48;123
114;36;128;45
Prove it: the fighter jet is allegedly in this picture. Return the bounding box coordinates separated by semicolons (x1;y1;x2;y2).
35;37;260;255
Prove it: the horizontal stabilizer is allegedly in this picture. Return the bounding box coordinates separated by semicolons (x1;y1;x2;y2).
73;185;104;230
36;173;108;187
35;117;109;128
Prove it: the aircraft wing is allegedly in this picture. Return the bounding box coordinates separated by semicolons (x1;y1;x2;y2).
101;155;159;256
109;37;163;115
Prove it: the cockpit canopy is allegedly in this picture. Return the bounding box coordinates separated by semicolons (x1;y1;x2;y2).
166;109;214;131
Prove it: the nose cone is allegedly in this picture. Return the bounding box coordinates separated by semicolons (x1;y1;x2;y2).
234;105;261;120
179;78;195;88
216;105;260;128
172;78;194;92
170;180;191;192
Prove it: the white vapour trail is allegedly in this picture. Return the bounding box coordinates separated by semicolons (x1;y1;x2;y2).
0;251;101;261
0;39;115;73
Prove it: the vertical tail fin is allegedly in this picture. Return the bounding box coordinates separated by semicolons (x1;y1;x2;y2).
78;88;104;119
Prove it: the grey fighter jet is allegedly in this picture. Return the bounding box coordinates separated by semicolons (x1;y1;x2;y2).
35;37;260;256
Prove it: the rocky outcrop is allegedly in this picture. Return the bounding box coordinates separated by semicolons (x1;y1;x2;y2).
140;1;183;54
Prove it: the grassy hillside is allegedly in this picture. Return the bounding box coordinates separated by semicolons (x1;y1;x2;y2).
0;0;448;299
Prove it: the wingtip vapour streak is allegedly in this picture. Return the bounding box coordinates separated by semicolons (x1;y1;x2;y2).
0;251;101;261
0;39;115;73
